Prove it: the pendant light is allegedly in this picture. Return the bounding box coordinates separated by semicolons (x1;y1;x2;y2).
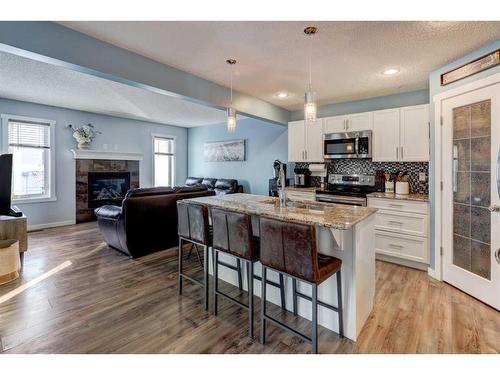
226;59;237;133
304;26;318;122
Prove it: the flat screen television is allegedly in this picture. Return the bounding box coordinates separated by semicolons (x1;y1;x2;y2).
0;154;13;215
0;154;22;217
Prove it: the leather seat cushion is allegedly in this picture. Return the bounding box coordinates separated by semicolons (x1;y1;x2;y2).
214;179;238;196
316;254;342;284
94;205;122;220
202;178;217;190
185;177;203;186
126;187;174;198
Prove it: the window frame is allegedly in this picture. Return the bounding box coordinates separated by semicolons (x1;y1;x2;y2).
1;114;57;204
151;133;176;188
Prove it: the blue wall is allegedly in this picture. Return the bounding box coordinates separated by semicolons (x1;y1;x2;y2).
428;40;500;270
290;89;429;121
188;118;288;195
0;97;188;228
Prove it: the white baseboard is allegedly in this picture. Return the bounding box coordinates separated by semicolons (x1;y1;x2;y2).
376;253;428;271
28;220;75;232
427;266;442;281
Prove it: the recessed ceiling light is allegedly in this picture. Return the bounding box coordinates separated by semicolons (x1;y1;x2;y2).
276;92;289;99
383;68;400;76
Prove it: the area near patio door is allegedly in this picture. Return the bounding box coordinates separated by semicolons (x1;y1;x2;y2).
452;100;491;279
441;78;500;311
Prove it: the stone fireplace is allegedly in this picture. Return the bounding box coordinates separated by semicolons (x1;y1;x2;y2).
72;150;142;223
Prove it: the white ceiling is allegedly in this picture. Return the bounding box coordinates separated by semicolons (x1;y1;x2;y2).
0;51;229;127
59;21;500;110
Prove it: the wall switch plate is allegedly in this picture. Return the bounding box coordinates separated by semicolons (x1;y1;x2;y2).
419;172;427;182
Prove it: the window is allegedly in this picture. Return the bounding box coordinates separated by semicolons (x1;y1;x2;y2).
2;115;55;202
153;135;175;187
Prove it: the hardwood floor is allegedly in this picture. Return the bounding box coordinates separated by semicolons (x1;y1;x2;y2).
0;222;498;354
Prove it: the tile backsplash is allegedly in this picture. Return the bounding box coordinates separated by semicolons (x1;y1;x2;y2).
295;160;429;194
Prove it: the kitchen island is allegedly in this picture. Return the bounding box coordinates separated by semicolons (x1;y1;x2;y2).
184;193;377;341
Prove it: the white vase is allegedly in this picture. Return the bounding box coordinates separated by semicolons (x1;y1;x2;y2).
77;142;90;150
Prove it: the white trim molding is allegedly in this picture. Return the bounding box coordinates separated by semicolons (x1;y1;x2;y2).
27;220;75;232
70;149;143;161
432;71;500;282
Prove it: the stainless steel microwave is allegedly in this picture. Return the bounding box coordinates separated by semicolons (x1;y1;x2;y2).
323;130;372;159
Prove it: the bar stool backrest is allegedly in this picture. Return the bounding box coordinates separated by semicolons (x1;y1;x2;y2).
259;216;319;283
177;201;210;245
211;207;255;260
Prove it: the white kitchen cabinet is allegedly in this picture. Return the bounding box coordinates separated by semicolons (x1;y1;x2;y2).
288;120;306;162
372;105;429;162
323;115;347;134
368;197;430;269
287;119;323;162
372;108;400;161
400;105;429;161
305;119;324;162
323;112;372;134
346;111;373;131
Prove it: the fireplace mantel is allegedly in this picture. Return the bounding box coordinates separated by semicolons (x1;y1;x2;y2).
70;149;143;161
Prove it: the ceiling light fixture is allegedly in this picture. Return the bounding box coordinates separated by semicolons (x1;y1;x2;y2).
383;68;400;76
304;26;318;122
226;59;237;133
276;92;289;99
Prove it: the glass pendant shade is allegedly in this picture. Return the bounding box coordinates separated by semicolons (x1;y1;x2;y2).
304;90;317;122
227;107;237;133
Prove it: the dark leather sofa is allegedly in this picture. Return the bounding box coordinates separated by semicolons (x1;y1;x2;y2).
94;186;215;258
185;177;243;195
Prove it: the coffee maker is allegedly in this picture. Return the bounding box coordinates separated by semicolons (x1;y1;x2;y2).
293;167;311;188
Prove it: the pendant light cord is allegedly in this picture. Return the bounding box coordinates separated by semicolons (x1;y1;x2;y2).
308;36;312;91
230;63;233;105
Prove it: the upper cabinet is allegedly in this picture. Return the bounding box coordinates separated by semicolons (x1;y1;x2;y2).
372;104;429;162
400;105;429;162
323;112;372;134
288;104;429;163
372;108;401;161
288;119;324;162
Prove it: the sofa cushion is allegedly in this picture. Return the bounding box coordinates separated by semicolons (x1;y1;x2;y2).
95;205;122;220
214;179;238;196
126;187;175;198
174;185;208;194
185;177;203;186
201;178;217;190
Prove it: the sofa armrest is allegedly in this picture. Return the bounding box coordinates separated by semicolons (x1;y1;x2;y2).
237;185;244;193
95;205;122;220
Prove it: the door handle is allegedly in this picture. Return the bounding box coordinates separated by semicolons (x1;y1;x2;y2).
488;205;500;212
453;145;458;193
495;248;500;265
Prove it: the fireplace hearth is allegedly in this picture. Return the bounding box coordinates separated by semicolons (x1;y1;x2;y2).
88;172;130;209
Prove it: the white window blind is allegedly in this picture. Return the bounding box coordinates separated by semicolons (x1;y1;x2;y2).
8;120;51;149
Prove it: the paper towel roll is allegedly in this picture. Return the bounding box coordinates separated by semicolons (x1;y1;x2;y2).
308;164;327;177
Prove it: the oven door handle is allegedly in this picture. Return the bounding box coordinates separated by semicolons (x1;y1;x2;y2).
355;136;360;156
316;194;367;206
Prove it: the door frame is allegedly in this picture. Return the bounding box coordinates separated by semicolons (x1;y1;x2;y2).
432;71;500;281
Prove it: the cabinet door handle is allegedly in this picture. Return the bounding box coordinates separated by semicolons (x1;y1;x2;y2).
346;119;349;130
401;146;404;160
389;221;404;225
396;147;399;160
389;243;404;249
305;150;307;160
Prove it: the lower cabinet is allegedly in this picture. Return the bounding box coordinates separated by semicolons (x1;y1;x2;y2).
368;197;429;269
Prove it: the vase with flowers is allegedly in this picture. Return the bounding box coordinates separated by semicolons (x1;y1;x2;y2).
68;123;101;149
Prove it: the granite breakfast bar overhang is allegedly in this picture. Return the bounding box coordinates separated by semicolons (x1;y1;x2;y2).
184;193;377;341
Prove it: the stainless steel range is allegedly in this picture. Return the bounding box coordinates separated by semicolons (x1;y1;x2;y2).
316;174;377;207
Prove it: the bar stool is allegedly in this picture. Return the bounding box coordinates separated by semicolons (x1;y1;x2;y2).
211;207;286;338
259;216;344;354
177;200;211;311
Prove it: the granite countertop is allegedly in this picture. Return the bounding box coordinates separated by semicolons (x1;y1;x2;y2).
284;186;317;193
183;193;377;230
367;192;429;202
